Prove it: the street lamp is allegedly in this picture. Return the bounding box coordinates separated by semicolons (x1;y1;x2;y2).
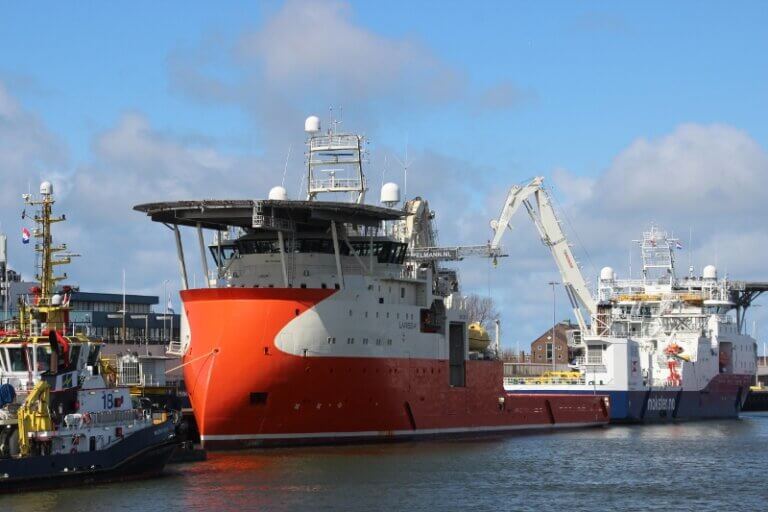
548;281;559;371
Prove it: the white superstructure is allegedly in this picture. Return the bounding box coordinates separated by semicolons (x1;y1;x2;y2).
506;221;759;421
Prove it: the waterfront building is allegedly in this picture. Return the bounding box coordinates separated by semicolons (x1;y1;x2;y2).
0;276;180;343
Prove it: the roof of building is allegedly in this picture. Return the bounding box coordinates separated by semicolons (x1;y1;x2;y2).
70;291;158;305
133;199;406;231
530;320;574;347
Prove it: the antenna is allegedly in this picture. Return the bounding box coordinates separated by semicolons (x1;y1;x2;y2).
688;225;694;277
281;144;292;187
392;136;411;202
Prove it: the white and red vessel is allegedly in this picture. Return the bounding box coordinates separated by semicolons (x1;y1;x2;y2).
135;116;609;449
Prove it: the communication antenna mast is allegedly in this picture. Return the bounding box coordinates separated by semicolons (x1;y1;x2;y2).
392;137;411;203
305;112;367;204
281;144;292;188
17;181;80;336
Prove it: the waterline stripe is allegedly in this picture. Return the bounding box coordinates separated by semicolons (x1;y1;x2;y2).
200;422;602;441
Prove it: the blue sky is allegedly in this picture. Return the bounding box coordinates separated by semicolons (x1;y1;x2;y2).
4;2;766;172
1;1;767;345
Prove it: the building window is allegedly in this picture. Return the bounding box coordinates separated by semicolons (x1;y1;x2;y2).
546;343;553;362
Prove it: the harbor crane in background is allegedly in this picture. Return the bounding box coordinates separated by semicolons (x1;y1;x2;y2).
408;176;596;332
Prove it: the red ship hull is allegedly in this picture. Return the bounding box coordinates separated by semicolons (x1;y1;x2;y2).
180;288;609;449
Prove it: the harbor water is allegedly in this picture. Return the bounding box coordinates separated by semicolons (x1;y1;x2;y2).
5;413;768;512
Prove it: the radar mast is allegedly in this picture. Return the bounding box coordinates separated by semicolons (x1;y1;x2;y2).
304;111;367;204
18;182;79;335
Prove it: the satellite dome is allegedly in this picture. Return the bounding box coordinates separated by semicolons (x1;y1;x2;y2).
51;294;62;306
40;181;53;196
268;186;288;201
703;265;717;280
380;182;400;206
600;266;615;282
304;115;321;133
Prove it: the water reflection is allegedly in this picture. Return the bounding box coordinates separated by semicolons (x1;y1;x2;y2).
4;415;768;512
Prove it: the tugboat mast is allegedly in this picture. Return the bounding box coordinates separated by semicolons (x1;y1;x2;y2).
19;182;77;335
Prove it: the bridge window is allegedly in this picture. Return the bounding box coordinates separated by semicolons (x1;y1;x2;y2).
209;244;238;265
7;348;27;371
233;237;407;264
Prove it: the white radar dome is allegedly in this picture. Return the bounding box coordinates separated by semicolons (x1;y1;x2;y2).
703;265;717;280
268;186;288;201
40;181;53;196
380;182;400;206
51;294;62;306
304;115;321;133
600;266;615;281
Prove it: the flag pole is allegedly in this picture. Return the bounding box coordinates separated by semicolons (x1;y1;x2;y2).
122;268;126;344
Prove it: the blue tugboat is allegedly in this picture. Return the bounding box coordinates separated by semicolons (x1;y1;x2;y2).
0;181;178;493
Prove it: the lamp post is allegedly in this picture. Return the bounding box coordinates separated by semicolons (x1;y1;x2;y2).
548;281;559;371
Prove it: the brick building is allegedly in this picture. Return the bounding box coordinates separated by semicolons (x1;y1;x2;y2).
530;320;575;364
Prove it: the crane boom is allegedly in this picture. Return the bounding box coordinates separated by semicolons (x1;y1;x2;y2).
399;176;596;332
489;177;596;331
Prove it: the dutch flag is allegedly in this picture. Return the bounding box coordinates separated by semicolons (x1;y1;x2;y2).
21;227;30;244
675;241;683;250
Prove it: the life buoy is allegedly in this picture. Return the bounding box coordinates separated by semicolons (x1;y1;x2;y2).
82;413;91;426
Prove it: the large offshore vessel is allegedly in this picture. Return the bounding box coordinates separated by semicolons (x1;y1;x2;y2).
499;178;762;422
135;116;609;449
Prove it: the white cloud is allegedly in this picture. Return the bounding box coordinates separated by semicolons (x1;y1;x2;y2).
475;81;537;112
169;0;527;138
237;0;434;95
0;82;67;205
597;123;768;217
453;123;768;347
0;82;69;282
57;112;269;296
0;85;269;300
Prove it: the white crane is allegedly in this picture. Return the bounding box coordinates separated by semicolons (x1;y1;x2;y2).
489;177;596;331
403;176;595;332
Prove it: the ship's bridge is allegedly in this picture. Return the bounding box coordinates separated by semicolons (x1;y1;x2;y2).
133;199;408;291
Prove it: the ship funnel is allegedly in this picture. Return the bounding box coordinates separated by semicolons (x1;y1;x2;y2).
40;181;53;196
380;182;400;207
304;115;321;133
268;186;288;201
